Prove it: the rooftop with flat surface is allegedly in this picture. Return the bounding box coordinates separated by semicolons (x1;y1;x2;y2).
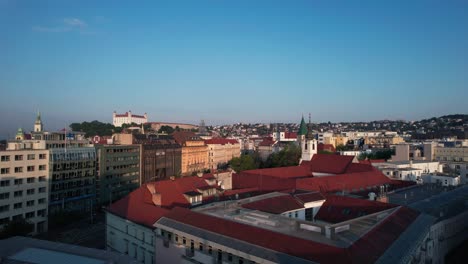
388;184;468;220
0;236;137;264
192;193;412;248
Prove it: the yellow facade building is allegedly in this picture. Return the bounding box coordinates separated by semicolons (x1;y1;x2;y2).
172;132;209;175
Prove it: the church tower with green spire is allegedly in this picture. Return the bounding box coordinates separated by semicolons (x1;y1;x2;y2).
34;111;43;132
298;115;308;137
299;113;317;163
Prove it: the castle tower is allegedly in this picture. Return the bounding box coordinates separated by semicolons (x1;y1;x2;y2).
300;114;317;163
34;111;43;132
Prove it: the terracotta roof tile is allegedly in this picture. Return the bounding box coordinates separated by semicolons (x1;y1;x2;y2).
315;195;397;223
242;195;304;214
302;154;355;174
108;187;169;228
205;138;239;145
296;167;392;194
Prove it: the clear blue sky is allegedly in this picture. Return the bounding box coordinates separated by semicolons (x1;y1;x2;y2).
1;0;467;138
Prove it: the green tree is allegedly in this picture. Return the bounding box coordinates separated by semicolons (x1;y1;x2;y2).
263;144;301;168
229;154;258;172
158;125;175;134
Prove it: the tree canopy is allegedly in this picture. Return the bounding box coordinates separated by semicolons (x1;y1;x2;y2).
229;154;259;172
262;143;301;168
358;149;394;161
69;121;116;137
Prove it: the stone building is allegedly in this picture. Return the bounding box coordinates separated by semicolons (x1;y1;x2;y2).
204;138;240;170
172;132;208;175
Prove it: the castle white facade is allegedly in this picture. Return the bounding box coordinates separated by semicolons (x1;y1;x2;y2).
113;111;148;127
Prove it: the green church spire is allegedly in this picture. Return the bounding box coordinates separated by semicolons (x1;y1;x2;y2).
298;115;307;136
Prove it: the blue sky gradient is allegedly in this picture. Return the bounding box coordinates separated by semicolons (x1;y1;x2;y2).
0;0;467;138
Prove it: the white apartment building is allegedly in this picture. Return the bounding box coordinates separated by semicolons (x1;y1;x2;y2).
421;174;460;186
113;111;148;127
106;212;157;264
0;149;49;234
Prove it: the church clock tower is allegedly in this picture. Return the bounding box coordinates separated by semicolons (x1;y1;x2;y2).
299;114;317;163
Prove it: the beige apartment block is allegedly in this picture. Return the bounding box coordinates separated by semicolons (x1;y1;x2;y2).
205;139;241;170
0;149;49;234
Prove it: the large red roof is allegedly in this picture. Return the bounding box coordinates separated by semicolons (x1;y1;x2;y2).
242;166;311;179
348;206;420;263
205;138;239;145
108;186;169;228
296;167;392;193
160;206;419;264
160;207;349;263
295;192;326;203
172;131;203;145
344;163;375;173
302;154;355;174
315;195;397;223
147;176;213;208
284;132;297;139
318;143;336;153
242;195;304;214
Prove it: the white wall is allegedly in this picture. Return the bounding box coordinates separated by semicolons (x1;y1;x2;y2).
106;212;156;264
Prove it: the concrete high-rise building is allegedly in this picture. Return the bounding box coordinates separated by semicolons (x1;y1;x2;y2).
0;149;49;234
95;144;140;206
7;114;96;216
113;133;182;184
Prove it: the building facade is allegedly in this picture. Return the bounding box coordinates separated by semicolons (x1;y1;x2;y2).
96;144;141;206
172;132;208;175
48;147;96;214
113;111;148;127
0;149;49;234
205;139;240;170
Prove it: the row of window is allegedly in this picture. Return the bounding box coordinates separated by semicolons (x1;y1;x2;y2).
0;207;46;218
162;230;255;264
0;177;47;187
0;165;47;174
1;154;47;162
105;147;139;153
0;187;46;197
50;188;93;201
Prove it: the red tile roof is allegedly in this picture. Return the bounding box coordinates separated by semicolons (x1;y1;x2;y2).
242;195;304;214
115;112;146;118
108;186;169;228
160;207;349;263
348;206;420;263
284;132;297;139
242;166;311;179
315;195;397;223
205;138;239;145
172;131;203;145
146;176;214;208
305;154;355;174
296;167;392;194
160;205;419;264
344;163;375;173
258;138;276;147
318;143;336;153
295;192;326;203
